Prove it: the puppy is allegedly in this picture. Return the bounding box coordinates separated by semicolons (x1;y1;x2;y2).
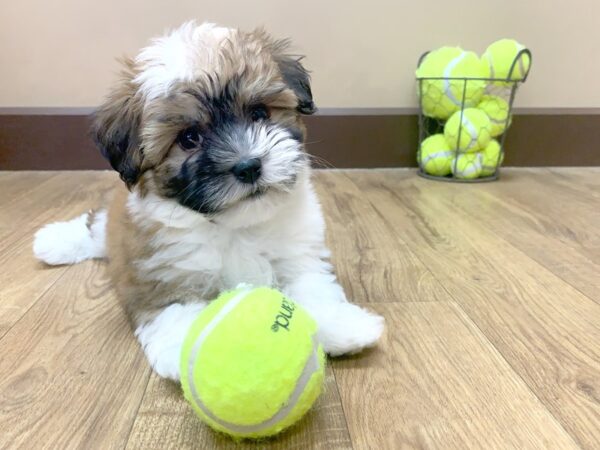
33;22;384;381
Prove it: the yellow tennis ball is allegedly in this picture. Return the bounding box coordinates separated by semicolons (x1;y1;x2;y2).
478;95;512;137
444;108;492;152
480;139;504;177
416;47;487;119
452;152;483;179
482;39;531;85
180;287;325;440
419;134;455;176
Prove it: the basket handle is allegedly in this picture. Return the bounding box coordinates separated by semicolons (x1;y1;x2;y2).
506;47;532;82
416;51;430;70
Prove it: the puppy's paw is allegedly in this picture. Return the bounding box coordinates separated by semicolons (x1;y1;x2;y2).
318;303;385;356
135;302;206;381
145;342;182;381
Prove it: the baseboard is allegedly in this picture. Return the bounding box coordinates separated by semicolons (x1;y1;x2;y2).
1;109;599;170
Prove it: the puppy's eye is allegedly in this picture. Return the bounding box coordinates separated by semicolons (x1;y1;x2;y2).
249;104;270;122
177;126;202;150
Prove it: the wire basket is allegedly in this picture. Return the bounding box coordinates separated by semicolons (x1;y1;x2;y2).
416;48;532;182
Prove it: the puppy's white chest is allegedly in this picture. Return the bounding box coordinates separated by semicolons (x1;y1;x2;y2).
141;224;275;293
219;233;275;288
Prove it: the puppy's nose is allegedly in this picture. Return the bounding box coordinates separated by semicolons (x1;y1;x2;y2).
231;158;262;184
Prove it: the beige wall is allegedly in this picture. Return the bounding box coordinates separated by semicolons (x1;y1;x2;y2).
1;0;598;109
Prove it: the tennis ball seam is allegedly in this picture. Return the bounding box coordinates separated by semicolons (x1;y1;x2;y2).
186;289;322;435
417;47;486;119
453;153;483;177
461;116;478;150
484;40;528;81
488;116;507;125
421;150;454;165
457;164;479;176
443;52;466;106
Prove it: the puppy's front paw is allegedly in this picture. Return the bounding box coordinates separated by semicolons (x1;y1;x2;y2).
146;343;181;381
135;302;206;382
318;303;384;356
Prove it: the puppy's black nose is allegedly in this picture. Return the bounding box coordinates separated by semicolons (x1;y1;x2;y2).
231;158;262;184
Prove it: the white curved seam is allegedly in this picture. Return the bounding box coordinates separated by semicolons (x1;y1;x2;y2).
422;151;454;165
462;117;478;150
457;154;482;176
443;53;466;106
188;292;321;434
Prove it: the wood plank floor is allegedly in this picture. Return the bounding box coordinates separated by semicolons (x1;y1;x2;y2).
1;168;599;450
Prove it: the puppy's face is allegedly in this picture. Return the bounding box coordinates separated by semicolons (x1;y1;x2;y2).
93;22;315;219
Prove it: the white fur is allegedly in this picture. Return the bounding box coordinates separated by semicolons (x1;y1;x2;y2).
127;174;384;380
32;170;384;381
246;127;301;185
33;210;107;265
284;272;385;356
135;302;207;380
134;21;232;99
34;21;385;381
127;173;317;295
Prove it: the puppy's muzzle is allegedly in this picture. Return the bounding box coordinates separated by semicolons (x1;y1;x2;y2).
231;158;262;184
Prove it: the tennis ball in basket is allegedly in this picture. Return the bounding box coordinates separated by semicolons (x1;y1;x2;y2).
419;134;454;176
180;286;325;440
480;139;504;177
478;95;512;137
452;152;483;179
444;108;492;152
482;39;530;85
416;46;487;119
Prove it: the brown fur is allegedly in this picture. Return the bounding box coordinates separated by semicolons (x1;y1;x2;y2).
94;29;310;189
99;26;314;328
106;185;212;326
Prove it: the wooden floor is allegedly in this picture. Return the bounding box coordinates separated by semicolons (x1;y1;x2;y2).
1;168;600;450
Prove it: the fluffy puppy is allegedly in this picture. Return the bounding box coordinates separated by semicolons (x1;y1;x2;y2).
33;21;384;381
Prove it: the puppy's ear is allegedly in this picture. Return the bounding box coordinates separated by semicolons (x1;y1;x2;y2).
92;58;143;187
272;41;316;115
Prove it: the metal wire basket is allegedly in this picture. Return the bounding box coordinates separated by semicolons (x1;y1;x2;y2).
416;48;532;182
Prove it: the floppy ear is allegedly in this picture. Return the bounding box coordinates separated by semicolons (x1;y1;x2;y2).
272;42;316;115
92;59;143;187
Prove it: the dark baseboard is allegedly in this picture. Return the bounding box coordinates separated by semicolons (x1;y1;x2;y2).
1;111;599;170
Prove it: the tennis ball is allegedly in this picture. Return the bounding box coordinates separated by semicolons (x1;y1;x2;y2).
180;287;325;440
444;108;492;152
480;139;504;177
452;152;483;179
416;46;487;119
482;39;530;85
419;134;454;176
478;95;512;137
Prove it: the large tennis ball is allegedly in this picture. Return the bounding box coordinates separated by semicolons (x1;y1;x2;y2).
482;39;530;85
480;139;504;177
478;95;512;137
181;287;325;440
419;134;454;176
444;108;492;152
416;46;487;119
451;152;483;180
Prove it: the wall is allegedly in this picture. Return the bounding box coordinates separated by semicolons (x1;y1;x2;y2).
1;0;599;109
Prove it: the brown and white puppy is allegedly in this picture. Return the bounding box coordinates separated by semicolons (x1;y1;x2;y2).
33;22;384;381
